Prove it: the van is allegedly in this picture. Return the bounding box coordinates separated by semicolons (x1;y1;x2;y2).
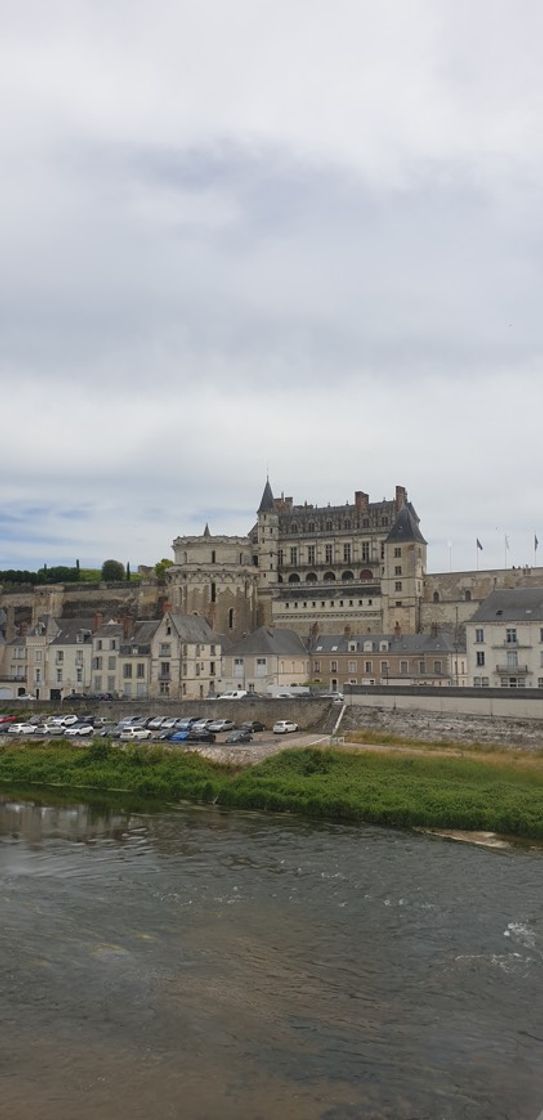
217;690;248;700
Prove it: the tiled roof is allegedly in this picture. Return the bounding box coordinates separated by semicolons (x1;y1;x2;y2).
227;626;309;657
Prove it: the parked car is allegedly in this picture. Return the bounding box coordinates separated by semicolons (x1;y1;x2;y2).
190;718;214;732
13;694;37;701
217;690;248;700
207;719;236;733
186;729;216;744
162;730;190;743
159;718;178;731
8;723;38;734
120;727;153;741
64;724;94;737
175;718;198;730
147;716;166;729
272;720;299;734
0;715;17;724
240;720;265;733
225;729;253;744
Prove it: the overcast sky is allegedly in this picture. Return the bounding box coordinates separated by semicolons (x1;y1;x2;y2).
1;0;542;574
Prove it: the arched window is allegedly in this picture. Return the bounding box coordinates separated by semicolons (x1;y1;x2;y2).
464;589;472;602
433;591;440;603
324;571;336;582
305;572;318;582
326;520;333;532
342;571;354;581
278;574;283;583
288;573;300;583
308;521;315;533
291;523;298;533
228;608;235;629
360;569;373;580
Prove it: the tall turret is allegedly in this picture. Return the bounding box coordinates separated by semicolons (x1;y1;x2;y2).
256;477;279;623
381;498;427;633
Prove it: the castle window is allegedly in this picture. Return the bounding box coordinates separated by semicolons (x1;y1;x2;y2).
305;572;317;582
363;518;369;528
324;572;335;582
326;520;333;532
394;547;401;558
307;545;316;565
325;544;333;564
290;547;298;565
344;520;351;530
288;573;300;583
343;543;351;563
465;589;472;602
211;550;216;563
433;591;440;603
211;582;216;603
395;581;402;592
228;609;235;630
361;542;370;562
277;549;284;567
291;523;298;533
395;566;402;576
341;571;354;581
308;522;315;533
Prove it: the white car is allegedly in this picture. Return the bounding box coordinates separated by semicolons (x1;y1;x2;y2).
48;714;79;727
8;723;38;735
217;690;248;700
120;728;153;741
272;720;299;735
208;719;236;733
64;724;94;737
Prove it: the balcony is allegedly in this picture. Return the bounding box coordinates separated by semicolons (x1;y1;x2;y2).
495;664;530;675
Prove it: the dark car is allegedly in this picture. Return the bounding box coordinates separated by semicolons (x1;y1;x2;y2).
186;729;216;744
225;729;253;744
240;720;265;733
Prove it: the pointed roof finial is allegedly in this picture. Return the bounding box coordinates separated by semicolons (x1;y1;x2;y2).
258;477;275;513
203;522;211;538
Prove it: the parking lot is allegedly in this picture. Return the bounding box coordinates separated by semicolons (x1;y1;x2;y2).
0;711;326;763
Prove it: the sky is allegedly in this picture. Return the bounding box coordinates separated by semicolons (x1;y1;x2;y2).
1;0;543;574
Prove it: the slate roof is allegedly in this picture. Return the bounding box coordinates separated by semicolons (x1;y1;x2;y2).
120;620;161;655
469;588;543;623
227;626;309;657
311;631;460;654
167;612;221;644
49;619;94;645
386;504;427;545
257;478;275;513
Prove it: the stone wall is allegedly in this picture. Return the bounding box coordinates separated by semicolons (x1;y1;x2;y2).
3;697;333;729
347;685;543;720
342;702;543;750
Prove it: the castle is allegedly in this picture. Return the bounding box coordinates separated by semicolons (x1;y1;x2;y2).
166;479;427;637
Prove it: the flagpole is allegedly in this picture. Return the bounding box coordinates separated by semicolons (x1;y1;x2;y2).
476;540;479;571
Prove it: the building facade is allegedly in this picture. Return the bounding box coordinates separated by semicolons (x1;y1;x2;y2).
466;589;543;688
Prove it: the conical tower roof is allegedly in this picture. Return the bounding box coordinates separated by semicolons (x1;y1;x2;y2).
203;523;211;538
257;478;275;513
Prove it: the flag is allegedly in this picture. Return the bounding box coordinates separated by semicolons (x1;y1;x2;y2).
535;534;539;552
476;538;483;551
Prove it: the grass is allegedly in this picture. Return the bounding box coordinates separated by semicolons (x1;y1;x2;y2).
1;741;543;839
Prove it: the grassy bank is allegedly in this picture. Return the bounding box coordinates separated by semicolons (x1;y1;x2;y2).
1;742;543;838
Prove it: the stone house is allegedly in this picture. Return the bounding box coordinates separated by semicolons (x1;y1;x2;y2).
149;611;221;700
466;588;543;688
310;631;466;690
221;626;310;694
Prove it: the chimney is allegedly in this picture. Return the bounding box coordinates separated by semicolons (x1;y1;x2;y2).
92;611;104;632
354;490;369;512
344;624;352;637
395;485;407;512
394;621;401;637
122;613;135;639
162;600;172;615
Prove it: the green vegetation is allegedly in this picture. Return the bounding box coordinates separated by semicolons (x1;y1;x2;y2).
101;559;125;581
1;743;543;839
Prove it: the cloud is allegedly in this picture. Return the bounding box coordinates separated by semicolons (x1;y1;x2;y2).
1;1;542;574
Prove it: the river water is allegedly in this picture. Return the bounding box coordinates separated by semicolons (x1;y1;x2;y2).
1;792;542;1120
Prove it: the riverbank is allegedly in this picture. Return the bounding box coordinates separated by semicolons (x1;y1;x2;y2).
2;741;543;839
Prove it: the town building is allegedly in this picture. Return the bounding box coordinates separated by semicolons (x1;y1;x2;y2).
221;626;310;694
310;631;467;691
466;588;543;688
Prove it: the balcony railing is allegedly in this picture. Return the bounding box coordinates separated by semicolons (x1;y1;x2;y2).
495;664;530;675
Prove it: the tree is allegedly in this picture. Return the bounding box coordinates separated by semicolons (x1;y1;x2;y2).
101;559;125;582
154;558;173;582
126;562;131;581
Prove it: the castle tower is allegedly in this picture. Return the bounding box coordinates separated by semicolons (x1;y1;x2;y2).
381;499;427;633
256;478;279;625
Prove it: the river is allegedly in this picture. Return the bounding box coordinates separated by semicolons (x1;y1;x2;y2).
1;791;542;1120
